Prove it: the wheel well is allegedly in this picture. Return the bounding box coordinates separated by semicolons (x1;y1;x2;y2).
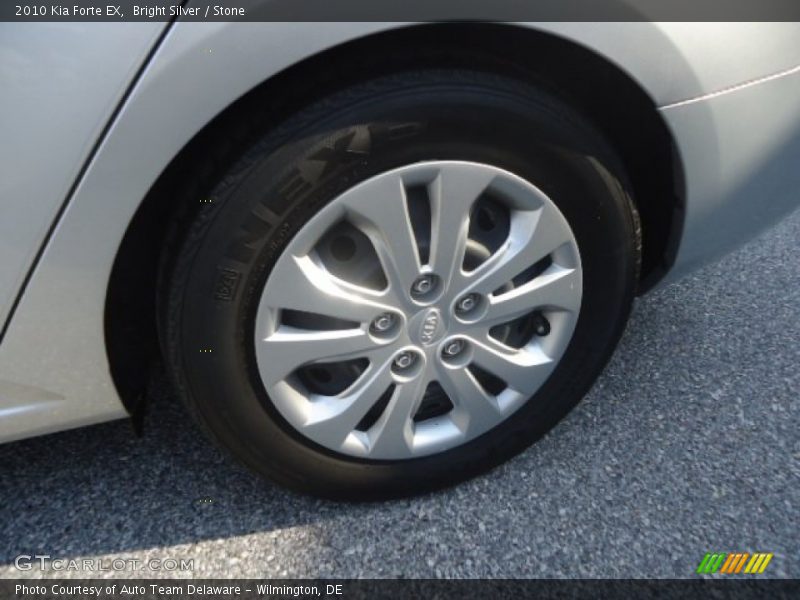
106;22;684;413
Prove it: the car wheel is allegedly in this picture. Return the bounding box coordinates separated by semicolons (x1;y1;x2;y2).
161;70;640;500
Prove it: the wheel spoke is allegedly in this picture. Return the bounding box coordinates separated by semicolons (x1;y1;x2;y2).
342;173;422;296
466;204;573;296
301;354;395;449
429;164;496;288
263;254;394;323
483;267;581;326
436;364;503;435
468;334;553;395
258;328;379;387
367;374;429;457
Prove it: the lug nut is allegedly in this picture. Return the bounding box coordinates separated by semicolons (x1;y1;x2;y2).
456;293;480;314
411;274;435;297
393;351;417;371
442;339;466;358
533;313;551;337
370;313;396;333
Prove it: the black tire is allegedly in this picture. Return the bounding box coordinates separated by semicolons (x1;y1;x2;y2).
161;70;639;500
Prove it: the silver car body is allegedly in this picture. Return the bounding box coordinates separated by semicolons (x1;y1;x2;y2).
1;22;799;442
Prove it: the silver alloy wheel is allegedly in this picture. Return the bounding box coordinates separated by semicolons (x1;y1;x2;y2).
254;161;582;460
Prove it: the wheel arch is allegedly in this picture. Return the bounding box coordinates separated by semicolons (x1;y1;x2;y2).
105;22;685;414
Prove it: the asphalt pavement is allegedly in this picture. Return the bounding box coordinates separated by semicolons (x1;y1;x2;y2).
1;209;798;579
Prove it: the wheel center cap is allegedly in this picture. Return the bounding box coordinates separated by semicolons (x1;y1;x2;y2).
413;307;445;346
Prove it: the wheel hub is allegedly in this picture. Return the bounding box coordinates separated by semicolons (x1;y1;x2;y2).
414;307;445;346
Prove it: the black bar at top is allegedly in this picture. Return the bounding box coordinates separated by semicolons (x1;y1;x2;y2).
3;0;800;22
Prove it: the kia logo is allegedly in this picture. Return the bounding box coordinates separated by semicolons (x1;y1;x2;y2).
419;309;443;345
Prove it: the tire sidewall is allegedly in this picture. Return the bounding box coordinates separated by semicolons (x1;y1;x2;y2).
170;72;637;498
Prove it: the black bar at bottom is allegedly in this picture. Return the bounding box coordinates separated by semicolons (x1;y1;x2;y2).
1;579;799;600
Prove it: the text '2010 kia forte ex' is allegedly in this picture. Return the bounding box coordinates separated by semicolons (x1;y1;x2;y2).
2;21;799;499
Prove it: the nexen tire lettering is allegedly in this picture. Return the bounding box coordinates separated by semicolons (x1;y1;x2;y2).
222;122;423;267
